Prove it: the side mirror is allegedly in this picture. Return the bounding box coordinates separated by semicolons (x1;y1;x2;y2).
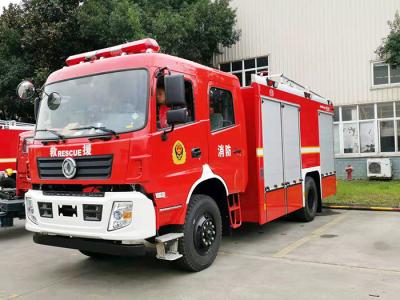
17;80;36;100
164;74;186;106
167;108;188;125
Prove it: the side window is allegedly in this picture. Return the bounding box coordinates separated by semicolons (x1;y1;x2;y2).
156;76;195;129
184;80;195;123
209;87;235;131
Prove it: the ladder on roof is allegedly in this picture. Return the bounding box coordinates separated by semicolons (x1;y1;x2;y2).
252;73;330;104
266;73;324;99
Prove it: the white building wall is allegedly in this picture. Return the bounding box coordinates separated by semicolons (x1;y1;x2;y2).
214;0;400;106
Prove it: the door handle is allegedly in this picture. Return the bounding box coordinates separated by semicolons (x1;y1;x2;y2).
233;148;242;154
191;147;201;158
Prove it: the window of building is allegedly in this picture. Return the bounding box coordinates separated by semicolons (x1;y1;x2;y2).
396;101;400;117
377;102;394;118
373;62;400;86
343;123;359;153
333;107;340;122
379;120;395;152
334;124;340;154
334;102;400;155
209;87;235;131
342;106;357;121
219;55;269;87
397;120;400;150
390;65;400;84
360;122;375;152
359;104;374;120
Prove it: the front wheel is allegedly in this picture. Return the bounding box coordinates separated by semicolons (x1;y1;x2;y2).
294;176;318;222
177;194;222;272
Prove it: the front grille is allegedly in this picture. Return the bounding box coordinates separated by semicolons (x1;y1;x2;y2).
43;191;105;197
37;155;113;180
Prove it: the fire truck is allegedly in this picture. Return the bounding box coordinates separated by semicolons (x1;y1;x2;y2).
17;38;336;271
0;121;34;226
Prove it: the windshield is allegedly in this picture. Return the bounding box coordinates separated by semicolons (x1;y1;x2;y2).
36;69;148;139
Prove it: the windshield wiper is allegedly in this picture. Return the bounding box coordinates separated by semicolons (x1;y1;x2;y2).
70;126;119;138
35;129;65;142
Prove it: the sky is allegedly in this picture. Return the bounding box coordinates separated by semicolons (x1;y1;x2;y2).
0;0;20;14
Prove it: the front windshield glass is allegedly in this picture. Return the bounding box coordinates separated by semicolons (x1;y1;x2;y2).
36;69;148;139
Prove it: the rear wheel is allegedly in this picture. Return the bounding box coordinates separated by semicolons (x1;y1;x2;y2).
295;176;318;222
177;194;222;272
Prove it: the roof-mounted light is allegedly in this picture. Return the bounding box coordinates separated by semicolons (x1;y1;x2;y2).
65;38;160;66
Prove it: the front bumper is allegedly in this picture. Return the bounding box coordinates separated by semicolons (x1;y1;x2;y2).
25;190;156;242
33;233;146;256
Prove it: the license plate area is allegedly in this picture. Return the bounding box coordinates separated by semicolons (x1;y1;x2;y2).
58;205;77;217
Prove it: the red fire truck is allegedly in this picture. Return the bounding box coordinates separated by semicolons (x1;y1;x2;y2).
17;38;336;271
0;122;34;226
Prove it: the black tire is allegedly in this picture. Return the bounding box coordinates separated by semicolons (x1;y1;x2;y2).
79;250;113;259
295;176;318;222
0;177;16;189
0;216;14;227
177;194;222;272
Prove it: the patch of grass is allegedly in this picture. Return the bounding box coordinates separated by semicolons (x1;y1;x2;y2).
324;180;400;208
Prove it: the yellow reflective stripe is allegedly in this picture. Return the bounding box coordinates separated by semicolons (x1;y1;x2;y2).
256;148;264;157
301;147;320;154
0;158;17;163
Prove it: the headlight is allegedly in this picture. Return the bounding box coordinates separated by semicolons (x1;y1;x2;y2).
108;201;133;231
25;197;38;224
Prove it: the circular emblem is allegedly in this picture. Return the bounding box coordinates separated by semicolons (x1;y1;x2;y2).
269;89;274;97
172;140;186;165
62;157;77;179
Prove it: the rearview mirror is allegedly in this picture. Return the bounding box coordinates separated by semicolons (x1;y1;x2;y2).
47;92;62;110
164;74;186;107
167;108;188;125
17;80;36;100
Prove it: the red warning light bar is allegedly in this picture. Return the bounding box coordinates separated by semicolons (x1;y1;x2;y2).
65;38;160;66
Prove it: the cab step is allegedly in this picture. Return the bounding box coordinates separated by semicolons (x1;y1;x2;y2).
155;233;184;261
227;194;242;229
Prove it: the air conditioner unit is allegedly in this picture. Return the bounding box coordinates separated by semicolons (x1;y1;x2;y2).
367;158;392;179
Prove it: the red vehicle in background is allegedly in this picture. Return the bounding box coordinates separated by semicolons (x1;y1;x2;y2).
0;121;34;227
17;39;336;271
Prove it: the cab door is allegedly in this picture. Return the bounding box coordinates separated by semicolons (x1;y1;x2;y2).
149;73;208;224
207;84;246;193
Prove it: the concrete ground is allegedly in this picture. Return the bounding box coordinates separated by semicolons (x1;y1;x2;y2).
0;209;399;300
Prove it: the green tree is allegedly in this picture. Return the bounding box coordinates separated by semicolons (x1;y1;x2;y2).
0;0;240;121
0;4;33;120
377;11;400;66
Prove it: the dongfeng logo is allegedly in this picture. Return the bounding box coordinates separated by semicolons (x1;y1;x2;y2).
62;158;77;179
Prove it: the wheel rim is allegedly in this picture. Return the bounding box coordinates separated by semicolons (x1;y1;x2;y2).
193;213;217;255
